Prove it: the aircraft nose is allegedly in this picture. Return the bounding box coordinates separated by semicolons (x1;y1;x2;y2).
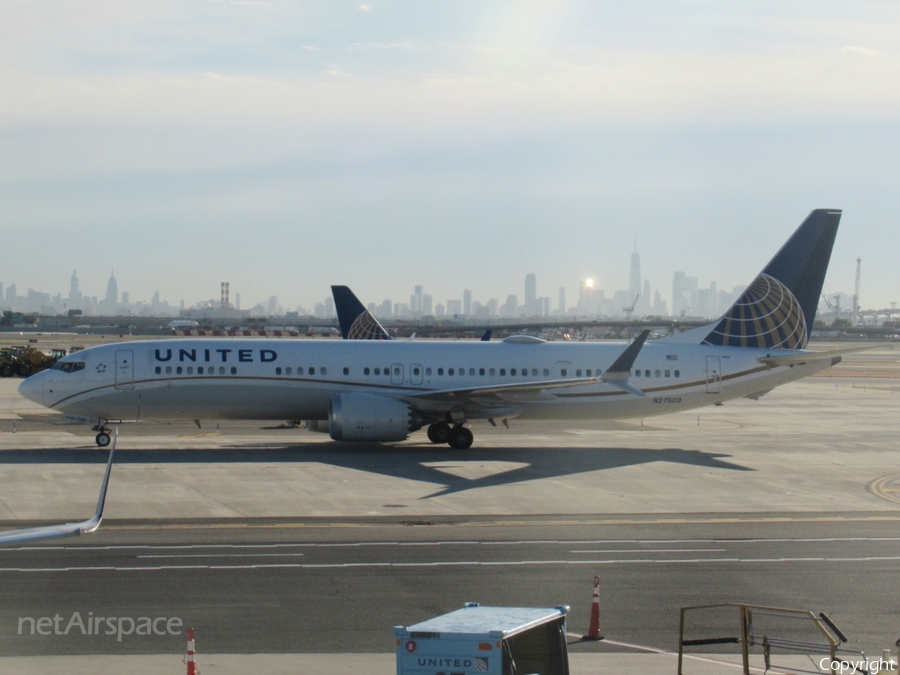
17;374;44;406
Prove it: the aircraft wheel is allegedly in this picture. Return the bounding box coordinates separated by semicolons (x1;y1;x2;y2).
448;425;474;450
95;432;111;448
427;422;451;444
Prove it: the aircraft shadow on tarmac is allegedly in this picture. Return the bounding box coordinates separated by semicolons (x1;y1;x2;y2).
0;443;752;499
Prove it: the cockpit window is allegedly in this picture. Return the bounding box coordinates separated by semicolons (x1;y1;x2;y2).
50;361;85;373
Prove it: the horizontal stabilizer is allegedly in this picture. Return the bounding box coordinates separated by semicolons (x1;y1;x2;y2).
758;345;874;368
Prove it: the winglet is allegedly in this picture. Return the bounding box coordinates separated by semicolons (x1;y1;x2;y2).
602;330;650;397
331;286;392;340
0;431;116;546
605;330;651;375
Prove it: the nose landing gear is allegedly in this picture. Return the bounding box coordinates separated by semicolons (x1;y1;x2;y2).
92;423;112;447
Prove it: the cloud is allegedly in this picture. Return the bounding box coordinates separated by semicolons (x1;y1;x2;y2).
358;4;370;11
842;46;877;57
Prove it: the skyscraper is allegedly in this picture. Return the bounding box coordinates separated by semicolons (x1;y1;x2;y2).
104;271;118;310
68;270;82;308
463;289;472;316
558;287;566;315
629;250;641;303
524;273;537;316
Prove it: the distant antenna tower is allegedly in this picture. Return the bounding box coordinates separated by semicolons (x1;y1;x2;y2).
220;282;230;310
853;257;861;325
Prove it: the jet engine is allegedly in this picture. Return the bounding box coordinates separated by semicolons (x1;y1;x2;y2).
328;393;423;442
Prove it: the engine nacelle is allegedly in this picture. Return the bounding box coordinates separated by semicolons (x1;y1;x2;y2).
329;393;422;442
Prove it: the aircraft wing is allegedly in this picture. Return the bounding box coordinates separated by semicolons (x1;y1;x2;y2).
403;330;651;410
758;345;875;368
0;432;116;546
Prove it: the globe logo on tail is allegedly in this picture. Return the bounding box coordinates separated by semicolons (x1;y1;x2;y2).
702;273;807;349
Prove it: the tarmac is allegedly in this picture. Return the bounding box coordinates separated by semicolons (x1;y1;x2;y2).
0;341;898;674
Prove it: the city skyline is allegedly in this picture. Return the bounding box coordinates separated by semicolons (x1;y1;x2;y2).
0;257;865;323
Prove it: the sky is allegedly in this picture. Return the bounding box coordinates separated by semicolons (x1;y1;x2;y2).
2;1;899;312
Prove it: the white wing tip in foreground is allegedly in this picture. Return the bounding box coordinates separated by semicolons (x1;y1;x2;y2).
0;430;117;546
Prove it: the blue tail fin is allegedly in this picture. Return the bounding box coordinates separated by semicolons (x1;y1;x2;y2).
701;209;841;349
331;286;392;340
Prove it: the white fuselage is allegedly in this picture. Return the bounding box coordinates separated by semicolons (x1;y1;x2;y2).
19;337;829;425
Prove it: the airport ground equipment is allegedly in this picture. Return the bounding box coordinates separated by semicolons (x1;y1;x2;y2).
0;345;65;377
678;603;868;675
394;603;570;675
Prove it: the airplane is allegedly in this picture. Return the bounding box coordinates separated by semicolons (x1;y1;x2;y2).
0;432;116;545
18;209;849;450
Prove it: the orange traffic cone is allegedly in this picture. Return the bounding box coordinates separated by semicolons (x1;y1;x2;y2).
582;576;603;640
185;627;198;675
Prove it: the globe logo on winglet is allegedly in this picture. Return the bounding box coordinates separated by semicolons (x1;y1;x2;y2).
702;273;807;349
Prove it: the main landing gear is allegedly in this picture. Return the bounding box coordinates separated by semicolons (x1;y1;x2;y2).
427;422;474;450
92;423;112;447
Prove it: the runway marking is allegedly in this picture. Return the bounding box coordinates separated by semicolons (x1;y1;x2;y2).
136;553;305;559
4;536;900;554
3;555;900;572
569;548;727;553
99;515;900;531
868;473;900;505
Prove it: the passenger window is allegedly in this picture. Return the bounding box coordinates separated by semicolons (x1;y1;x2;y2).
309;367;315;376
373;367;379;375
542;368;549;376
523;370;528;377
675;370;680;377
166;366;172;374
230;367;237;375
586;369;592;376
393;367;400;376
500;368;506;376
510;368;516;376
665;370;670;377
176;366;183;375
561;369;567;376
364;367;371;375
448;368;454;375
645;369;650;377
654;369;660;377
413;367;420;375
286;367;292;375
488;368;495;376
321;367;327;375
425;368;432;376
219;366;225;375
343;367;349;375
276;367;282;375
187;366;193;374
576;369;582;377
438;368;444;376
635;370;641;377
155;366;161;374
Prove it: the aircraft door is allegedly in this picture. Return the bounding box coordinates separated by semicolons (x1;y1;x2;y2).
705;356;721;393
115;350;135;390
391;363;404;385
410;363;424;385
